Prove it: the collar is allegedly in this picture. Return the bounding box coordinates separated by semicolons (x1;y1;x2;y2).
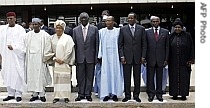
129;24;136;29
81;23;89;29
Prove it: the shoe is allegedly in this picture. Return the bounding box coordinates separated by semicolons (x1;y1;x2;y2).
133;97;141;102
30;96;39;102
16;97;22;102
3;96;15;101
172;96;178;100
75;96;85;101
148;96;154;102
40;96;46;102
103;96;110;101
157;96;163;102
181;96;187;100
86;96;92;101
64;98;69;103
162;90;166;94
53;98;59;103
122;97;130;102
112;95;118;102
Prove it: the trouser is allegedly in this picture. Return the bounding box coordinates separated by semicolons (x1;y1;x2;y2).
32;89;45;97
7;87;22;97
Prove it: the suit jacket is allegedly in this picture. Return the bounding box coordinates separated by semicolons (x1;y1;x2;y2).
119;24;147;64
146;27;169;67
73;24;99;63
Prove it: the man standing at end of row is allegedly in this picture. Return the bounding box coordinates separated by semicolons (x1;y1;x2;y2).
119;12;147;102
0;12;27;102
25;18;52;102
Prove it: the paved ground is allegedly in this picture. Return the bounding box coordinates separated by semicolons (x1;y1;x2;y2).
0;92;195;108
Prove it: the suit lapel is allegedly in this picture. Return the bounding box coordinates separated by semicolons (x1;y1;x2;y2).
126;25;134;38
157;28;162;41
150;28;156;42
85;25;91;42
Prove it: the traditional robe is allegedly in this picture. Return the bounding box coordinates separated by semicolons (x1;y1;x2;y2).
168;31;194;97
44;33;75;98
25;30;52;92
0;24;27;92
98;27;124;99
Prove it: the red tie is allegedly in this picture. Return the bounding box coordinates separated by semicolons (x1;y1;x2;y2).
155;28;158;41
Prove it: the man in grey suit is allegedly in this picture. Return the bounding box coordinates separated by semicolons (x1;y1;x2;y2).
73;12;99;102
146;16;169;102
119;12;147;102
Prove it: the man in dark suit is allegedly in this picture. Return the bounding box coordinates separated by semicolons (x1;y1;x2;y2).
73;12;99;102
40;19;48;33
145;16;169;102
119;12;147;102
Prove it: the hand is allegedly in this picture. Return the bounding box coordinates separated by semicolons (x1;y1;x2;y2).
121;57;126;64
55;58;64;65
97;58;102;64
187;60;193;67
7;45;13;50
163;61;168;67
141;57;146;66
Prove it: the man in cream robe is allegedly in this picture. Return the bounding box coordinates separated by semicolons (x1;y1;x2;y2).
44;20;75;103
25;18;52;102
0;12;27;102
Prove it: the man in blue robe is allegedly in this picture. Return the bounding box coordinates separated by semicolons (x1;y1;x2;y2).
97;16;124;102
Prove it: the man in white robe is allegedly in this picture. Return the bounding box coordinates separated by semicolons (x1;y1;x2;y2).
98;16;124;101
0;12;27;102
25;18;52;102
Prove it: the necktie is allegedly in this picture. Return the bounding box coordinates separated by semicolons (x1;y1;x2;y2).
83;27;87;41
154;28;158;41
131;26;135;36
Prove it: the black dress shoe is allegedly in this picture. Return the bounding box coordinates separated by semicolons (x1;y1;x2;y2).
3;96;15;101
181;96;187;100
53;98;59;103
64;98;69;103
133;97;141;102
162;90;166;94
30;96;39;102
40;96;46;102
157;97;163;102
75;96;85;101
172;96;178;100
103;96;110;101
112;95;118;102
86;96;92;101
122;97;130;102
148;96;154;102
16;97;22;102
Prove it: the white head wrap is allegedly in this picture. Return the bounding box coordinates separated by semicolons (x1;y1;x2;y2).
32;18;41;23
54;20;66;30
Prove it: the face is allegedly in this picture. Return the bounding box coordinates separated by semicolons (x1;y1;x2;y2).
151;18;160;28
80;16;89;26
128;14;136;25
33;22;40;31
105;17;114;28
55;25;64;36
174;25;183;34
6;16;16;26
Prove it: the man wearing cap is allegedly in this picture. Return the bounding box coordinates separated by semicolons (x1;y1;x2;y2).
0;12;27;102
24;18;52;102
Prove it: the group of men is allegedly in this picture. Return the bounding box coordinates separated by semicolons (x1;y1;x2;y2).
0;11;169;103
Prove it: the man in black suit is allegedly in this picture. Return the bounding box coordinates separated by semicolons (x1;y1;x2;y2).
40;19;48;33
73;12;99;102
119;12;147;102
145;16;169;102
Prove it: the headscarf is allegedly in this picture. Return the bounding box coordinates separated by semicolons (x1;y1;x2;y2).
54;20;66;30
